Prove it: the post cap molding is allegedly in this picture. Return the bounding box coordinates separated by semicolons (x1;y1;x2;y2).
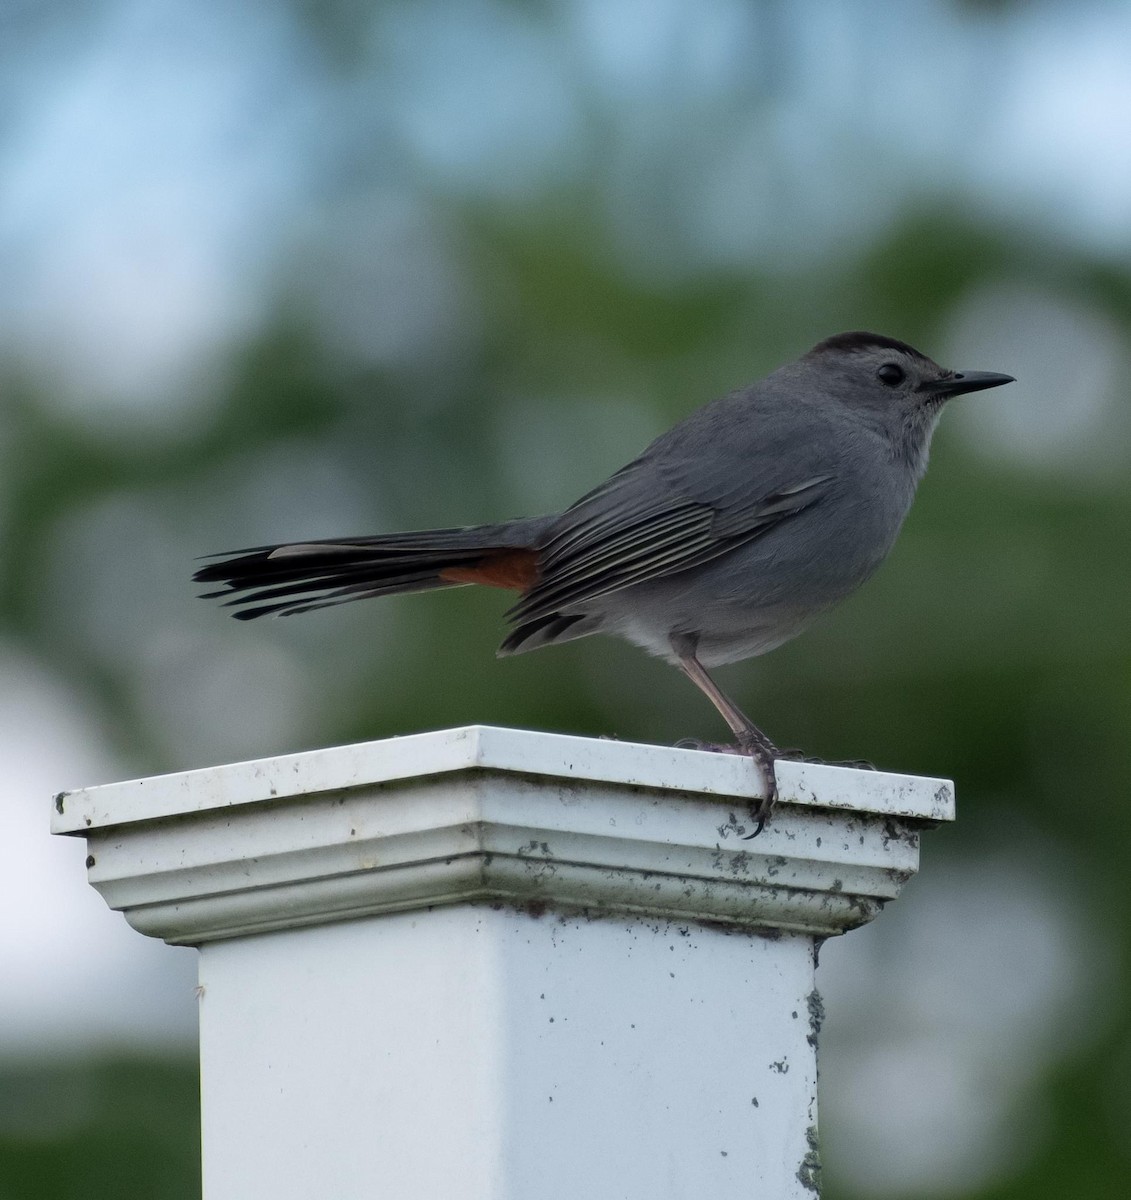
52;725;953;945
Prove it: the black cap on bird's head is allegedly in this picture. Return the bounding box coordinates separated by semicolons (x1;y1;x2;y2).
811;331;929;360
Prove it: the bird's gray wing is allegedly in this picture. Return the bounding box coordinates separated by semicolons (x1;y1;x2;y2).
505;450;833;628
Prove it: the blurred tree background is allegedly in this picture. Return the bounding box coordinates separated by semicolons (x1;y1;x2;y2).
1;1;1129;1197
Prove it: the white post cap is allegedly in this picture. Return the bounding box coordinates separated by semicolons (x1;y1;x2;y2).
53;724;953;946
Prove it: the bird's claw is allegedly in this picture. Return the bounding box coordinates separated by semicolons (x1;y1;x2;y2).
736;730;777;839
676;735;777;838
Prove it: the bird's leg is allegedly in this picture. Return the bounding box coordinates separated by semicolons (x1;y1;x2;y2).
672;639;778;837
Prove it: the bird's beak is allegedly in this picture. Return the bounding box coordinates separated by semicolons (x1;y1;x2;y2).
920;370;1015;398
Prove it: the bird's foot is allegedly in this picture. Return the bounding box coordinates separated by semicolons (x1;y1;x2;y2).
675;734;778;838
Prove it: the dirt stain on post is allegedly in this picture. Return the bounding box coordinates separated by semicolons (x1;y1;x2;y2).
796;1124;821;1194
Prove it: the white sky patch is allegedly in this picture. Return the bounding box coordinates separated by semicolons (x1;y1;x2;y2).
568;0;757;107
944;282;1126;475
0;647;197;1052
973;2;1131;252
0;0;322;429
819;839;1107;1196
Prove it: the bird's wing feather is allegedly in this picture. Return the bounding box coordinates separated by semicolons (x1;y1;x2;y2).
509;457;834;623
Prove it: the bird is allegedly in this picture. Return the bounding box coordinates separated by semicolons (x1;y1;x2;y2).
195;332;1013;834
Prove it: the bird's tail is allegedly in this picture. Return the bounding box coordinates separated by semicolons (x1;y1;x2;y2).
194;516;555;620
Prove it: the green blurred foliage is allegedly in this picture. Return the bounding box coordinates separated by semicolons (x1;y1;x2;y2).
0;1058;199;1200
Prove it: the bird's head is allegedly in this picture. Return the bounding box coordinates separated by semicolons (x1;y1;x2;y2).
804;330;1014;474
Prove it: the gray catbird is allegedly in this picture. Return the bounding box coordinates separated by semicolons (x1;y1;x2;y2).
196;331;1013;833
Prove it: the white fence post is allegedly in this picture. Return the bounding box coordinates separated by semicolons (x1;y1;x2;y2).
53;725;953;1199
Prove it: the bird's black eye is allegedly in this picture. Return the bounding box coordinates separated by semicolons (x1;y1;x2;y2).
876;363;905;387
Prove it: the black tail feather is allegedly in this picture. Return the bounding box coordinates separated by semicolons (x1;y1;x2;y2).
498;612;589;655
195;518;554;620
